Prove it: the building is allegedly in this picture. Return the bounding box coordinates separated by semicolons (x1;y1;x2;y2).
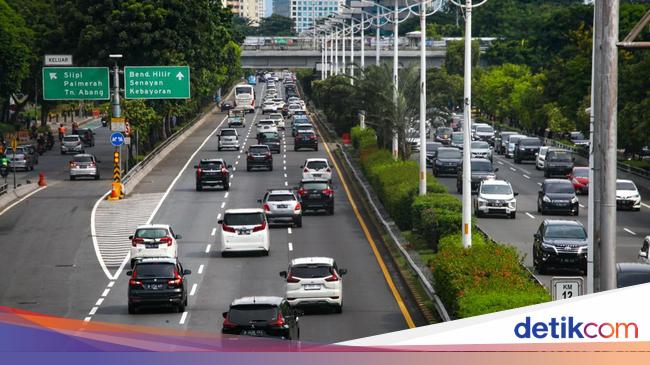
241;0;259;22
223;0;243;16
273;0;291;17
257;0;266;20
291;0;343;34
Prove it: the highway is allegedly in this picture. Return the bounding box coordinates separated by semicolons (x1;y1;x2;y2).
0;83;410;343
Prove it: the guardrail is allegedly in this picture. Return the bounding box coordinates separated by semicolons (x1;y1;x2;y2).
0;182;7;196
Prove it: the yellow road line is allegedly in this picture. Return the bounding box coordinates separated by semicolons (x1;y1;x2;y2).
313;121;416;329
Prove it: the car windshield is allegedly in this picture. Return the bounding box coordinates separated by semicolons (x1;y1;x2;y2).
617;181;637;191
437;128;453;135
6;148;25;155
571;132;585;140
224;213;264;226
509;137;523;145
260;133;279;140
235;87;251;95
259;120;274;125
548;151;572;162
135;228;169;239
573;168;588;178
306;161;328;170
250;147;269;154
451;133;463;142
229;305;278;324
546;182;575;194
200;161;223;169
63;136;79;142
471;141;489;149
135;263;175;278
521;139;541;146
221;130;236;136
477;126;494;133
302;182;328;190
291;264;332;278
438;149;461;159
268;194;295;202
73;156;93;163
481;184;512;195
472;160;493;172
544;225;587;239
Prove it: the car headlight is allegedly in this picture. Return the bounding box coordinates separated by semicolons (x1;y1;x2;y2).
478;198;487;206
541;242;557;252
509;198;517;208
571;196;579;203
631;194;640;200
543;195;551;203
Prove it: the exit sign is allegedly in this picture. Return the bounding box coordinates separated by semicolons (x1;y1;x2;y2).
42;67;110;100
124;66;190;99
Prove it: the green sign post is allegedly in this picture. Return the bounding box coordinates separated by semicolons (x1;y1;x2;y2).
42;67;110;100
124;66;190;99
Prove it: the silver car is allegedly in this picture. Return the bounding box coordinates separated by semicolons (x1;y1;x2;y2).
217;128;240;151
470;141;492;162
60;135;84;154
259;189;303;227
69;154;100;180
6;147;34;171
505;134;525;158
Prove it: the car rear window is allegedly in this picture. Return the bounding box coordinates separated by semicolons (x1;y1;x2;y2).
200;161;223;169
477;126;494;133
73;156;93;163
438;149;461;159
520;138;541;146
291;264;332;278
546;182;574;194
437;128;453;135
268;194;295;202
471;160;493;172
224;213;264;226
135;263;175;278
302;182;328;190
259;120;274;125
306;161;328;169
64;136;80;142
544;225;586;239
548;151;572;161
451;133;463;142
221;130;236;136
228;305;278;324
135;228;169;239
471;141;489;149
250;146;269;154
573;168;589;177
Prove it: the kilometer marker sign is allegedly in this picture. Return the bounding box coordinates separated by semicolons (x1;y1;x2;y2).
124;66;190;99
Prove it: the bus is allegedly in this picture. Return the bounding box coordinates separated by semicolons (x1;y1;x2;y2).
234;83;255;113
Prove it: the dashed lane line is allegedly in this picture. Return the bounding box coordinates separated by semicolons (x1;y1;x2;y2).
205;244;211;253
288;242;293;251
624;228;637;236
523;174;530;179
211;228;216;236
190;283;198;296
526;212;536;219
198;264;204;274
179;311;188;325
287;227;292;235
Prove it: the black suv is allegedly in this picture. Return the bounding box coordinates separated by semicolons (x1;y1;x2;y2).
294;130;318;151
257;132;281;154
425;141;443;167
456;158;498;193
513;137;541;164
434;127;454;146
126;258;191;314
222;296;301;340
543;149;574;178
246;145;273;171
194;159;231;191
297;179;334;214
432;147;463;176
537;179;579;216
533;220;587;274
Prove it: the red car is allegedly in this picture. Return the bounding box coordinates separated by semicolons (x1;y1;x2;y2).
568;167;589;194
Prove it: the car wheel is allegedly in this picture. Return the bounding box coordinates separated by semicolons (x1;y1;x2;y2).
269;165;273;171
221;252;228;258
294;146;298;151
263;249;269;256
544;170;549;178
535;165;540;170
177;302;185;313
218;147;222;151
538;262;547;275
128;303;137;314
196;184;202;191
574;207;579;216
537;201;542;213
247;165;251;171
328;206;334;215
94;174;100;180
510;211;516;219
334;304;343;314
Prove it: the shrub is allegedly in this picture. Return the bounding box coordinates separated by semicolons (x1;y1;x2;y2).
351;126;377;150
412;194;465;247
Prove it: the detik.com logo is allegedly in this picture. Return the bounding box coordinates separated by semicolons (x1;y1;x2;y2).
514;316;638;339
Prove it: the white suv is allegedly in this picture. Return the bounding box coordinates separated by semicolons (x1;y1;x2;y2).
218;128;240;151
474;179;518;219
536;146;550;170
280;257;347;313
268;113;285;130
301;158;332;182
129;224;181;267
218;209;270;256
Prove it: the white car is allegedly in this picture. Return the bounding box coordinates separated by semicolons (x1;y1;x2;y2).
474;179;518;219
218;209;270;256
616;179;642;211
280;257;347;312
129;224;181;267
262;101;277;114
287;103;303;116
268;113;285;130
536;146;550;170
257;119;278;134
301;158;332;182
218;128;240;151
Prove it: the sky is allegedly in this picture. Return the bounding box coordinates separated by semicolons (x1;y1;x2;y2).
265;0;273;17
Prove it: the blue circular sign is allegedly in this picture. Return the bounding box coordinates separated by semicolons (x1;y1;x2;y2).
110;132;125;147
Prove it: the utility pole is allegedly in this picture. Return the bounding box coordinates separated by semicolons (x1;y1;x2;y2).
361;12;366;70
418;0;427;196
461;0;473;248
392;0;399;160
350;17;355;84
335;30;339;75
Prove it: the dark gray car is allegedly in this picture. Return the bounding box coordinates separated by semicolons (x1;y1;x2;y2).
456;158;498;193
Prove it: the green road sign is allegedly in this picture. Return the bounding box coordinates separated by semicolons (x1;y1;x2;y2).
42;67;110;100
124;66;190;99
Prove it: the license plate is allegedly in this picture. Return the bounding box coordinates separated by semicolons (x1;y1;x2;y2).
239;229;251;235
242;330;266;337
309;194;320;199
145;243;158;249
303;284;321;290
312;174;322;177
146;284;164;290
277;204;288;209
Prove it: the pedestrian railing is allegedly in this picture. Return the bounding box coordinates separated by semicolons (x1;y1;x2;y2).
0;182;7;196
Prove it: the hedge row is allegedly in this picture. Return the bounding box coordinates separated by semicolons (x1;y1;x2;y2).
354;127;550;318
350;126;377;150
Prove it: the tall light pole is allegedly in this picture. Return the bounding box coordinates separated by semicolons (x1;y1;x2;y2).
418;1;427;196
330;31;335;76
360;12;366;70
376;13;381;65
321;34;326;80
334;29;339;75
392;0;399;160
350;17;355;83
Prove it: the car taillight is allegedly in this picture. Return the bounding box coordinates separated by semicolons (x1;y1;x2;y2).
268;312;285;327
222;224;236;233
89;162;96;167
168;269;183;286
263;203;271;212
310;135;317;140
252;220;267;232
322;188;333;196
297;188;306;197
247;155;254;161
325;270;339;282
294;203;301;211
131;237;145;247
160;236;173;246
287;272;300;283
196;167;202;175
223;315;237;329
303;168;309;172
265;152;272;159
129;271;142;287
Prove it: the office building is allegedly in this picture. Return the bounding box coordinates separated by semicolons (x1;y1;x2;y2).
291;0;343;33
273;0;291;18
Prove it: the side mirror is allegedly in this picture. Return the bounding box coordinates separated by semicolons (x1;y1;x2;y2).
338;268;348;276
175;234;182;239
126;270;133;276
514;192;519;196
534;233;541;240
494;167;499;172
279;271;287;278
183;269;192;275
257;199;262;203
128;235;134;240
217;219;223;224
222;312;228;319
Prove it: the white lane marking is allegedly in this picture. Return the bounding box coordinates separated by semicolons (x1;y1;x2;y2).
284;173;287;178
221;202;226;209
198;264;204;274
95;298;104;306
211;228;217;236
101;289;110;297
288;227;292;234
285;181;288;186
0;186;47;217
230;174;234;178
232;167;236;172
205;244;212;253
229;182;232;187
283;154;287;158
283;166;286;170
224;192;229;198
288;242;293;251
235;160;239;165
179;311;188;325
579;204;585;208
89;307;98;316
642;203;650;209
283;160;286;164
624;228;637;236
525;212;536;219
510;167;517;171
190;283;198;296
107;281;114;288
497;161;504;165
84;317;91;322
537;182;542;186
237;155;241;159
523;174;530;179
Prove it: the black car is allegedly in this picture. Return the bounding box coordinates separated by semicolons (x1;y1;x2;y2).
126;258;191;314
257;132;281;154
434;127;454;146
294;131;318;151
222;296;300;340
75;128;95;147
195;158;231;191
433;147;463;176
425;142;443;167
246;145;273;171
513;137;541;164
297;179;334;214
533;220;587;274
537;179;579;215
544;149;574;178
220;100;234;111
617;263;650;288
456;158;498;193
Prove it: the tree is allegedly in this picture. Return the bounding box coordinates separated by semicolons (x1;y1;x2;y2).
544;102;574;135
257;15;296;36
426;68;463;123
444;39;479;76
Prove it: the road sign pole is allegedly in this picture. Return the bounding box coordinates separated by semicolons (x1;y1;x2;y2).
112;62;121;118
